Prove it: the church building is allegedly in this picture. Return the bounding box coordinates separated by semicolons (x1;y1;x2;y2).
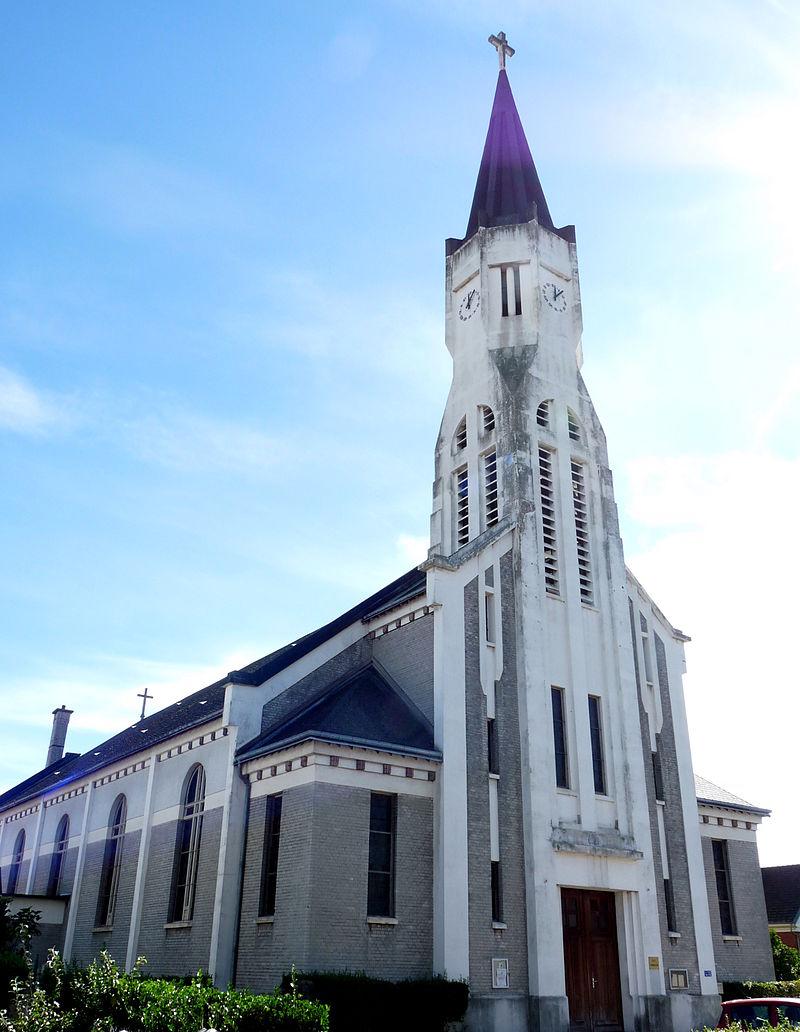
0;35;774;1032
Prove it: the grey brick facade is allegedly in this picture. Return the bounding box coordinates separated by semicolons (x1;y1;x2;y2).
235;780;433;991
135;807;222;976
701;837;774;983
373;613;434;723
71;829;141;968
464;557;528;996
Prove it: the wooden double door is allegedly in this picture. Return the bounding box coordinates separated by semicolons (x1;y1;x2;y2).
561;888;624;1032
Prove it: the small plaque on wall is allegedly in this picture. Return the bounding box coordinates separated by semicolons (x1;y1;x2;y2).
648;956;660;970
492;958;510;989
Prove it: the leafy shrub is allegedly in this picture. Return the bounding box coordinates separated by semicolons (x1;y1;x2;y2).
0;950;328;1032
282;971;469;1032
772;931;800;981
722;978;800;1001
0;897;40;1008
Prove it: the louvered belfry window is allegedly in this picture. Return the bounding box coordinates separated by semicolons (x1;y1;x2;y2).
571;460;594;605
567;408;581;442
454;417;467;452
455;465;469;547
170;765;205;923
481;405;496;434
483;450;499;529
538;447;560;595
536;400;550;429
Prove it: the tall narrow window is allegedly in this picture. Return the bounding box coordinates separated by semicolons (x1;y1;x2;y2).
640;614;654;683
551;687;569;789
538;448;560;595
482;450;499;529
48;815;70;896
6;830;25;895
487;718;499;775
712;840;737;936
170;765;205;923
454;416;467;452
567;408;582;442
96;796;126;927
484;590;496;645
571;460;594;605
652;750;665;802
367;793;396;918
491;861;503;922
664;878;678;933
481;405;495;435
500;266;522;317
455;465;469;547
588;696;606;795
536;400;551;429
259;793;282;917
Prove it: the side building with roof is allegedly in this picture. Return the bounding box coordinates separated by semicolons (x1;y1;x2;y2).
0;41;777;1032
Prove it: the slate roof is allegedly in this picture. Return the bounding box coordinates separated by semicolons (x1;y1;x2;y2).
762;866;800;925
460;69;573;246
0;567;427;814
694;774;770;815
237;664;439;763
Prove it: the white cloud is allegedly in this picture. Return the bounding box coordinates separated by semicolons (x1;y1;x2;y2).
625;448;800;864
0;366;63;435
396;532;428;565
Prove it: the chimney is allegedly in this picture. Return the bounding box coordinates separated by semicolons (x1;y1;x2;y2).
47;706;73;767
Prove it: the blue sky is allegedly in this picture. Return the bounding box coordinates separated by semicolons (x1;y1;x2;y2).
1;1;798;864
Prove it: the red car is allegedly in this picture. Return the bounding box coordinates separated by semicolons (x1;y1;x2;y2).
719;999;800;1028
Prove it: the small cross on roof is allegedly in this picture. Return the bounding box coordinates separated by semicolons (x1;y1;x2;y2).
488;31;515;70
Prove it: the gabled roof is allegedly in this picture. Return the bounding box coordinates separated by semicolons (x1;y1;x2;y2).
762;865;800;926
237;664;439;763
0;567;427;814
695;774;770;816
462;69;571;245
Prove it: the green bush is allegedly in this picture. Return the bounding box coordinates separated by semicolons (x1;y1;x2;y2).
772;931;800;981
0;897;40;1009
722;978;800;1001
0;950;328;1032
282;970;469;1032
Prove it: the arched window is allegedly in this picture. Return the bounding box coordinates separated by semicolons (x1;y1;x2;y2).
454;416;467;452
6;830;25;894
567;408;582;442
536;400;551;429
47;815;70;896
96;795;126;928
480;405;495;435
170;764;205;923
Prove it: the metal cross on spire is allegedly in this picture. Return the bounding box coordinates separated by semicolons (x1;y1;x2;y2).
137;686;154;721
488;31;515;70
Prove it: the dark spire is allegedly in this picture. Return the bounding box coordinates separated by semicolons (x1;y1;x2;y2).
465;67;556;240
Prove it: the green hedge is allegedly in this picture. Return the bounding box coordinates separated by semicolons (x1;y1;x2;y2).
282;971;469;1032
722;979;800;1001
0;951;328;1032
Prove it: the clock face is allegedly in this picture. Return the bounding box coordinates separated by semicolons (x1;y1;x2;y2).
541;281;567;313
458;287;481;321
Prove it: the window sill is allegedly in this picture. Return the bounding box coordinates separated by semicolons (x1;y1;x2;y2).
485;640;496;649
164;920;193;930
668;932;681;940
255;916;275;925
92;925;113;934
656;798;666;807
492;921;508;930
556;787;577;797
367;916;398;926
489;772;500;781
722;934;743;942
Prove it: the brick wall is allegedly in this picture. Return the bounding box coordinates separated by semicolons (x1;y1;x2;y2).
701;836;774;982
235;780;433;991
135;807;222;976
32;844;78;896
464;559;528;995
70;829;141;968
372;614;434;723
236;782;315;990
